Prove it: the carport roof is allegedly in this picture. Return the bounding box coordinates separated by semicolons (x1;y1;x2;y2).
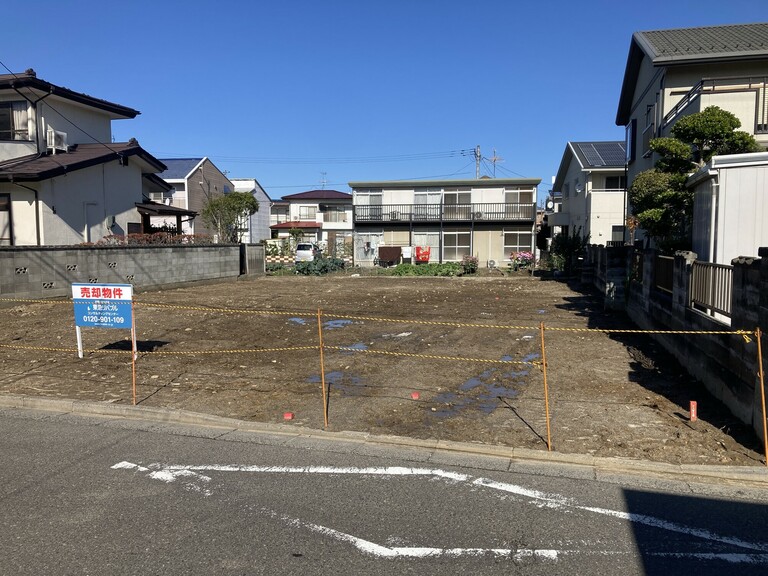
270;221;321;229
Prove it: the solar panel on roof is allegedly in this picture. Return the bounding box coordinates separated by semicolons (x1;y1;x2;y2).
577;143;605;166
592;142;626;166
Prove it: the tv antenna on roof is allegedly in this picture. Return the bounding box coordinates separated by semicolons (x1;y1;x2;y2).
489;148;504;178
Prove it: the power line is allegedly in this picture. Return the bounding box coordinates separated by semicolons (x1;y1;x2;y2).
0;60;124;157
153;148;476;166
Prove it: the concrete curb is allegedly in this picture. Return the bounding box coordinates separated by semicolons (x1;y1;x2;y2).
3;393;767;486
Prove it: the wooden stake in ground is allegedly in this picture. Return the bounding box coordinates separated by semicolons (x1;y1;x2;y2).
539;321;552;451
317;309;329;428
756;327;767;467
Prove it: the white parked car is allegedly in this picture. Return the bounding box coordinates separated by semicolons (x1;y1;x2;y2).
295;243;320;264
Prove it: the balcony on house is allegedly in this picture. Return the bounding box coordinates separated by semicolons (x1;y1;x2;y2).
663;76;768;134
353;202;536;223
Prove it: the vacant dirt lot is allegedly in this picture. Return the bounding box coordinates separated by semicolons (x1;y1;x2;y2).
0;272;763;467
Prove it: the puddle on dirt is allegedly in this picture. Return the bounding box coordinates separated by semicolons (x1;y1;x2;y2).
307;370;367;396
289;318;354;330
323;319;353;330
428;353;540;418
339;342;368;354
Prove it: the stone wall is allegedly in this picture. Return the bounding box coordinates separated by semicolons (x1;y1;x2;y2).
584;244;767;442
0;243;264;300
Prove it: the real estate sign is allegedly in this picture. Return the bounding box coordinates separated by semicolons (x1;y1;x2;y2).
72;283;133;328
71;283;136;361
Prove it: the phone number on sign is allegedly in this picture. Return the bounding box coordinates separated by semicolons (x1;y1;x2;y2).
82;315;125;324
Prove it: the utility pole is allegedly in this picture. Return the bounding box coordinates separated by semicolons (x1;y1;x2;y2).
475;145;481;179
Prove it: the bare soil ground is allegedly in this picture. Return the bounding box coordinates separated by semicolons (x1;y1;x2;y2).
0;272;763;467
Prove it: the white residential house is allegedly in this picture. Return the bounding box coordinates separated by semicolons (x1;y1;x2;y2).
269;189;353;254
549;142;627;246
616;23;768;186
156;157;234;237
0;69;183;246
349;177;539;267
231;178;271;244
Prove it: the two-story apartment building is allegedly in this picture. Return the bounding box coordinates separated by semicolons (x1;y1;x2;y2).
269;189;353;253
549;142;627;246
0;69;175;245
349;178;539;267
616;22;768;185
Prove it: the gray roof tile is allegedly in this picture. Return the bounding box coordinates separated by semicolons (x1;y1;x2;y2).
637;22;768;62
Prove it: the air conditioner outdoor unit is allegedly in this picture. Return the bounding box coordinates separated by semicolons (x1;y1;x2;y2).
46;128;68;153
474;211;483;219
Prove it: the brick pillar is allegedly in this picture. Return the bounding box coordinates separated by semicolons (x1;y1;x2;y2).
672;251;697;325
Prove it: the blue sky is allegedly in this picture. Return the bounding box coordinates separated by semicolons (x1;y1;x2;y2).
3;1;766;199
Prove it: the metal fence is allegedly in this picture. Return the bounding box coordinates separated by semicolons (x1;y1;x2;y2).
691;261;733;317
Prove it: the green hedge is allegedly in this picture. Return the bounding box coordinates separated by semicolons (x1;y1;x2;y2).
388;263;463;276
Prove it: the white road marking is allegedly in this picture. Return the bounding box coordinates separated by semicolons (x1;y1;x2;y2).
112;461;768;563
473;477;768;552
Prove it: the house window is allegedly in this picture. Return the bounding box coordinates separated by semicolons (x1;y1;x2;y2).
298;205;317;221
504;227;533;257
355;189;382;219
414;189;441;219
321;204;349;223
443;190;471;219
0;194;11;245
0;101;29;141
505;187;535;219
625;119;637;164
605;176;626;190
356;230;383;259
504;187;534;204
413;230;440;249
442;229;471;261
612;225;625;243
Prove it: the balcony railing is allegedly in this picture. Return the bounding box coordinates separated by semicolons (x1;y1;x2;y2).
691;261;733;317
353;203;536;224
663;76;768;133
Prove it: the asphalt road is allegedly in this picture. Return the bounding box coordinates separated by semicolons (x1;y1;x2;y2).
2;406;768;575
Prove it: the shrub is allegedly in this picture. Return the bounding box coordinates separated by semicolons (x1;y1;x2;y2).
293;257;346;276
94;233;215;246
461;255;479;274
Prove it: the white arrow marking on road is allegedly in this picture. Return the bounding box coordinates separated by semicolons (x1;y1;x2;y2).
112;461;768;563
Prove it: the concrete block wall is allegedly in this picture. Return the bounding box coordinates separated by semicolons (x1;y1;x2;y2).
0;244;248;300
583;245;629;310
621;247;767;443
